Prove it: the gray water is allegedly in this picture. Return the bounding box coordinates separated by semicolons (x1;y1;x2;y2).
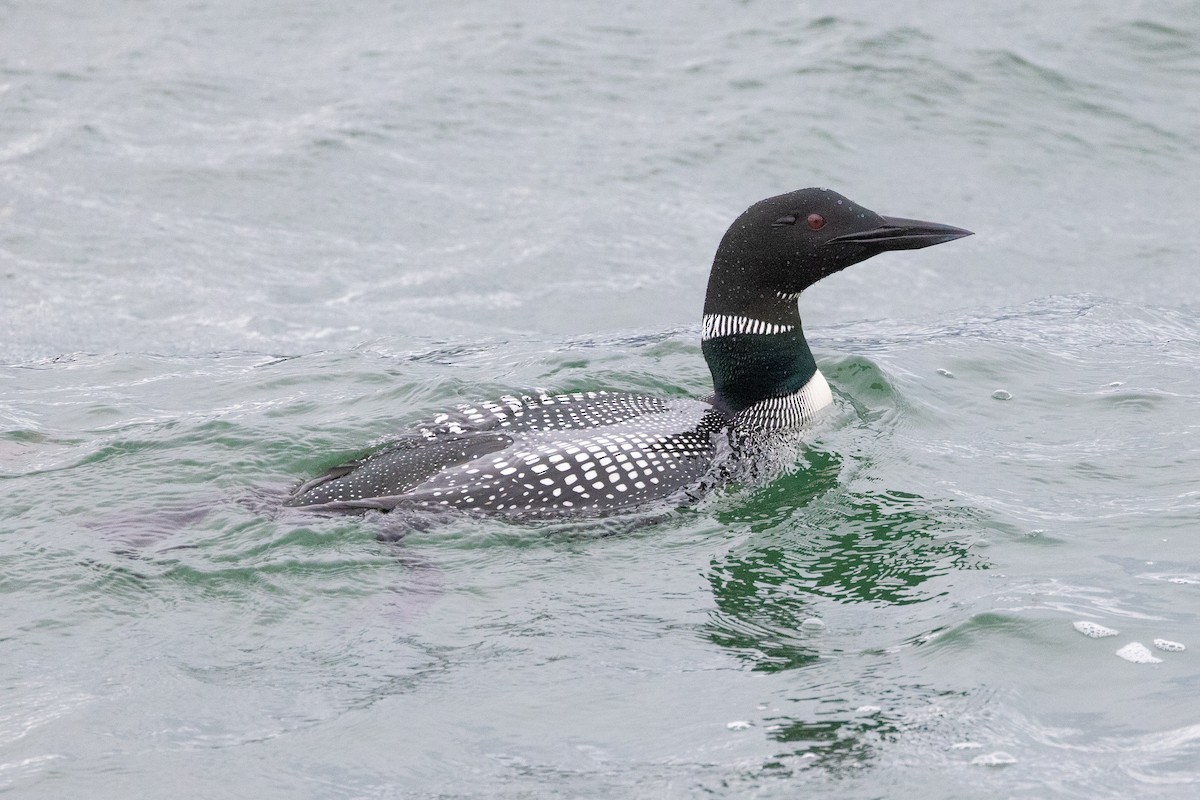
3;1;1199;797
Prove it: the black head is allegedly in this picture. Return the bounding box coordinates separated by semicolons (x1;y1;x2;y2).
703;188;972;317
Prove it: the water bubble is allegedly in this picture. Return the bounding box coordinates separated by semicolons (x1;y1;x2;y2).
971;751;1017;766
800;617;825;632
1116;642;1162;664
991;389;1013;401
1153;639;1185;652
937;368;954;378
1073;621;1119;638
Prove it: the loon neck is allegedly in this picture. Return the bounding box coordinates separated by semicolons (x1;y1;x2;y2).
700;302;818;415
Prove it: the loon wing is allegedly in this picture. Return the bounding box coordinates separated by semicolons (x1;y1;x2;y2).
415;391;678;437
283;432;513;510
285;393;726;515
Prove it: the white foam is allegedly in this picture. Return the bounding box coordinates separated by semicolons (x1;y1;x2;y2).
1153;639;1185;652
971;751;1017;766
1073;620;1119;638
726;720;752;731
1116;642;1162;664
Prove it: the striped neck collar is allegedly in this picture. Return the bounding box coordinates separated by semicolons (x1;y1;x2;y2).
702;313;795;341
731;369;833;432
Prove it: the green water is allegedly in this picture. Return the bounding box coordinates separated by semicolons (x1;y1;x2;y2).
3;1;1199;797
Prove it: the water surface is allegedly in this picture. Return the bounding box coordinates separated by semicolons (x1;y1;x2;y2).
2;1;1199;797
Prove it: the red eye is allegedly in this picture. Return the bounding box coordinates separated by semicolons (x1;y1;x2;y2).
807;213;825;231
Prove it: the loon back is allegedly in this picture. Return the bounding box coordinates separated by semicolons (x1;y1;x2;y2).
285;391;725;514
284;188;971;516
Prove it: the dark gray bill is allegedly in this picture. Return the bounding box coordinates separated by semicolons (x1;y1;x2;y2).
828;215;974;251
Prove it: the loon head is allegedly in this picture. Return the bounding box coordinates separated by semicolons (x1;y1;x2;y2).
703;187;972;317
702;188;972;414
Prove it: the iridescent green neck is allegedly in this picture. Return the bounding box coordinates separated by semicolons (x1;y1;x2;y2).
702;324;818;415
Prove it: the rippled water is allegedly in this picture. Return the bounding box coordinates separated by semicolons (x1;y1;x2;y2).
3;1;1199;797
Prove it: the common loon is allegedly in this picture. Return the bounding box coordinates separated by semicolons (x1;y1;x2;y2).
284;188;971;516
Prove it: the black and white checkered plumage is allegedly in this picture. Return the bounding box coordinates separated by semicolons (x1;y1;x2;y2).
286;391;726;515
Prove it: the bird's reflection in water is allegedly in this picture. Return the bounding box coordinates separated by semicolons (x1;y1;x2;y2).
706;446;988;773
